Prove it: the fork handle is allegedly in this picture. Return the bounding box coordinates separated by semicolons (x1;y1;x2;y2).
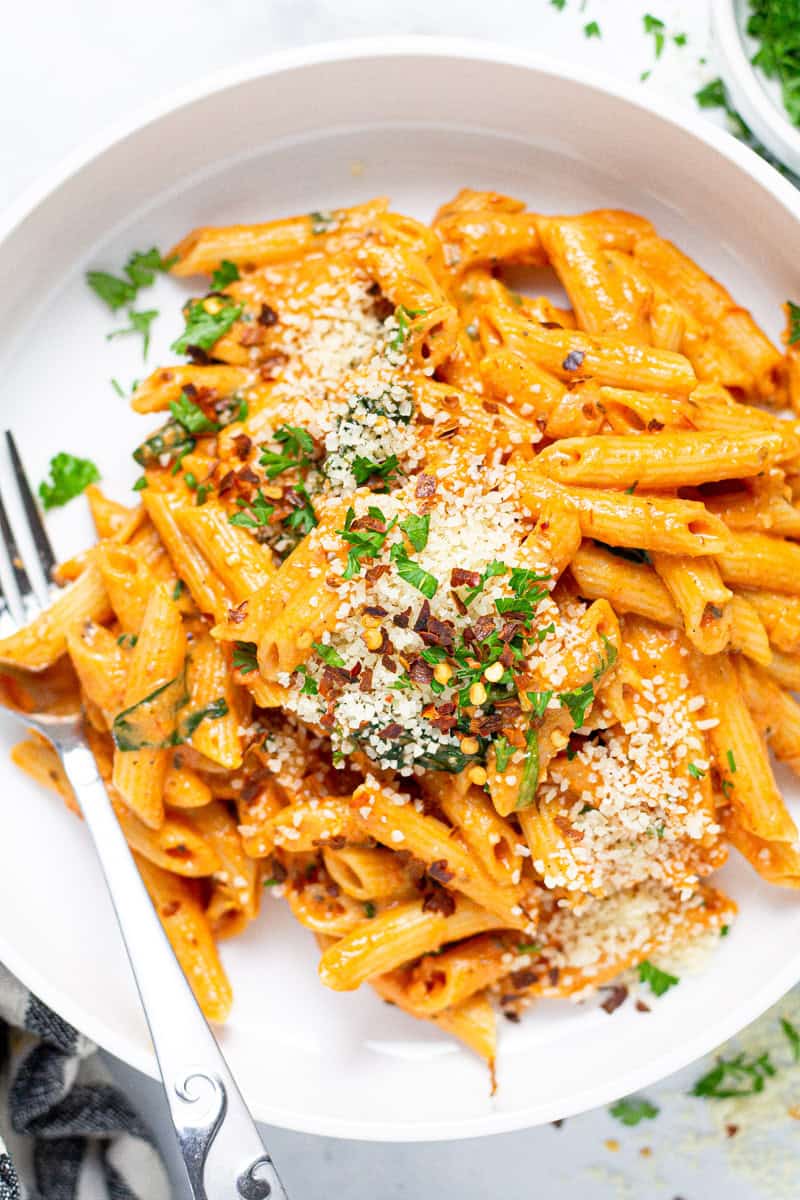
59;739;288;1200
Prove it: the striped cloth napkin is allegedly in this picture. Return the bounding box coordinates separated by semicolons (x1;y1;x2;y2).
0;964;168;1199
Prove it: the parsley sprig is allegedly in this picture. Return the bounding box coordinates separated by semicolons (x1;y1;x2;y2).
692;1052;776;1099
338;506;396;580
172;299;243;355
609;1097;659;1126
637;960;679;997
39;453;100;510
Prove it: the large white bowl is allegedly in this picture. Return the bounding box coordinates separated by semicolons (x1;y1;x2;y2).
2;39;800;1141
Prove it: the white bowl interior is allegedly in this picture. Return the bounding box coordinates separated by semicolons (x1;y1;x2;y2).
1;45;800;1140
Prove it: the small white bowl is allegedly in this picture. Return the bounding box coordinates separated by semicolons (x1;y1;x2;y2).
711;0;800;175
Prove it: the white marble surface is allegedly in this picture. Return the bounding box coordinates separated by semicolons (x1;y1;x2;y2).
4;2;800;1197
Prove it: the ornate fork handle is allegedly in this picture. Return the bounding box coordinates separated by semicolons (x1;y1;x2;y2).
59;737;288;1200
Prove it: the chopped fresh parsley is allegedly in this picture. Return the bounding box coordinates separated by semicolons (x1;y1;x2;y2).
695;77;727;109
788;301;800;344
691;1052;776;1098
748;0;800;128
310;210;336;235
133;476;148;491
229;491;274;528
171;299;243;355
282;485;317;537
609;1097;659;1126
399;513;430;553
364;901;377;918
295;665;319;695
493;735;514;773
313;641;346;668
463;560;507;606
111;378;126;397
260;424;316;478
39;452;100;510
352;454;401;488
584;20;601;38
643;13;666;58
782;1016;800;1061
232;642;259;675
124;247;176;288
727;749;738;774
527;690;553;719
389;305;426;352
688;762;705;780
637;959;679;997
515;726;540;810
170;392;220;434
211;259;240;290
171;580;184;601
338;506;395;580
87;272;137;312
559;681;595;729
390;543;439;598
108;308;159;358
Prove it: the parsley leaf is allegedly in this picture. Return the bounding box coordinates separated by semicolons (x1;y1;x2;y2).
390;543;438;598
229;492;274;528
363;901;377;918
39;453;100;510
108;308;159;358
782;1017;800;1061
463;560;507;606
688;762;705;780
87;272;137;311
124;247;176;288
399;513;430;553
584;20;601;38
295;665;319;695
170;392;220;434
389;305;426;352
637;959;679;997
282;485;318;537
260;424;315;478
692;1052;775;1099
338;506;395;580
643;13;666;58
313;641;346;668
211;259;240;290
695;77;727;109
515;725;540;810
789;301;800;345
493;735;514;773
352;454;400;488
172;300;243;354
527;690;553;719
609;1097;659;1126
232;642;259;675
559;681;595;728
727;749;738;774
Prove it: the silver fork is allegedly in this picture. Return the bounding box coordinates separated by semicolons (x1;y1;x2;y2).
0;431;289;1200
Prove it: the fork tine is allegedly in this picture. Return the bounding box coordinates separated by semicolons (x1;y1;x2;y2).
5;431;57;598
0;486;35;624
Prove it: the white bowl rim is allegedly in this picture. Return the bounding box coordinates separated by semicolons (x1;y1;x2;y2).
3;35;800;1139
710;0;800;173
